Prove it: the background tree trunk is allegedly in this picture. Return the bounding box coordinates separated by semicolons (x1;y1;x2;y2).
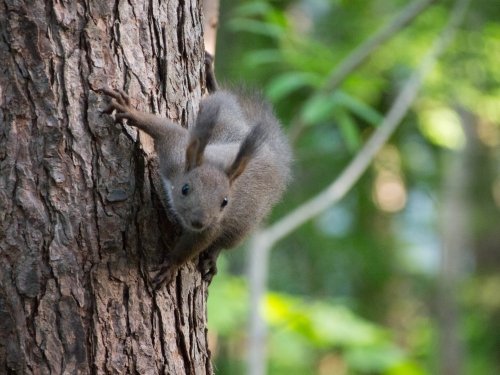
436;108;476;375
0;1;212;373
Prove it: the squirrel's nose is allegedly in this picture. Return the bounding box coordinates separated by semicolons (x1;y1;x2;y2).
191;219;204;230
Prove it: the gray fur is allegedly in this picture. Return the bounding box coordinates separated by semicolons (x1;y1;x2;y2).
101;82;291;287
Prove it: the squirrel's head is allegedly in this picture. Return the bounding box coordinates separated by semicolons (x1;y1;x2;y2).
172;165;231;232
171;104;266;232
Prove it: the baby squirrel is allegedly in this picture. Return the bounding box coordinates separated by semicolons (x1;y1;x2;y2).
102;54;291;288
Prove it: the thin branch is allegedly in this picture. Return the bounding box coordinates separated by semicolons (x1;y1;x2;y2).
324;0;437;93
246;234;272;375
289;0;437;143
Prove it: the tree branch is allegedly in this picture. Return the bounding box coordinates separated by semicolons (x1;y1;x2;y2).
325;0;438;94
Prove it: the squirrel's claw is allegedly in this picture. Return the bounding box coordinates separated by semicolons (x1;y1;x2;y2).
100;88;135;122
198;251;218;284
100;88;128;103
150;263;177;290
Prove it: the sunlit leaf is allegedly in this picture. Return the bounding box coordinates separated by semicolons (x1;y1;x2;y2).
418;107;465;149
346;344;406;372
387;361;427;375
266;293;294;324
309;304;383;347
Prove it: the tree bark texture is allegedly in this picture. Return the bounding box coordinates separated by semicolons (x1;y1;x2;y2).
0;1;212;374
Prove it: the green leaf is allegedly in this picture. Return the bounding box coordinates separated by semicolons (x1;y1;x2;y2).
346;344;405;372
301;94;338;125
266;72;321;102
283;37;338;76
337;110;361;152
387;361;427;375
309;304;383;347
334;91;383;126
228;18;284;39
245;49;283;67
234;1;273;17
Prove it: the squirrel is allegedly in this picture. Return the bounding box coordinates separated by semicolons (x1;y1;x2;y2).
101;53;292;288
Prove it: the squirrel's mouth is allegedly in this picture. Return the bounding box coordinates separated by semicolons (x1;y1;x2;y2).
184;216;211;232
190;220;205;231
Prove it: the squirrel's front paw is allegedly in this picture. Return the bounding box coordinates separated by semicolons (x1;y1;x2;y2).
100;88;136;122
198;251;218;284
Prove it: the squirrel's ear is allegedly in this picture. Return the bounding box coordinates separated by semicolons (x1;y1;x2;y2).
227;123;266;183
185;103;220;171
185;138;203;171
227;154;251;183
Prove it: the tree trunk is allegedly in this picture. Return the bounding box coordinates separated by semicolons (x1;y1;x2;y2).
0;1;212;373
437;107;475;375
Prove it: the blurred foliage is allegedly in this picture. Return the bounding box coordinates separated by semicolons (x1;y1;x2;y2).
209;0;500;374
209;268;427;375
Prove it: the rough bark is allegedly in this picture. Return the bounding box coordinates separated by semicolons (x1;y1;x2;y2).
0;1;212;374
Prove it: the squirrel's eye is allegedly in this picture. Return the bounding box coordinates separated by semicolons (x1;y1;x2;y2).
181;184;190;196
221;197;228;208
